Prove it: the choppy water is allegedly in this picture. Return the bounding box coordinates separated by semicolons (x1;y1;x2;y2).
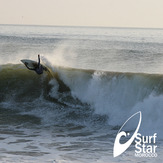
0;24;163;163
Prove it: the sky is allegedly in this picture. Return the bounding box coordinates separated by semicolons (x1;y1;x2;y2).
0;0;163;28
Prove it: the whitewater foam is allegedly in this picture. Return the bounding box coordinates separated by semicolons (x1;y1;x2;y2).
51;67;163;138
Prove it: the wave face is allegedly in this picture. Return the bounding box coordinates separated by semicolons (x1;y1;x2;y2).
0;64;49;102
1;63;163;138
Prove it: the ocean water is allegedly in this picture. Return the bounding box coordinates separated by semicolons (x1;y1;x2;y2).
0;24;163;163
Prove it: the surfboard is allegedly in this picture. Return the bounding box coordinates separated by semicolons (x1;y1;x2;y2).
21;59;48;71
21;59;38;69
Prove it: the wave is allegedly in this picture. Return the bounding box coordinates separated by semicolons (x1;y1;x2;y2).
1;63;163;137
55;66;163;136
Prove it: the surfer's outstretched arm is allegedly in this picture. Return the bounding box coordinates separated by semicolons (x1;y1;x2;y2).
38;54;40;67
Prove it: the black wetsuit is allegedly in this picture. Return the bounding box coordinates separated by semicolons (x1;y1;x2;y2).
25;55;43;75
35;56;43;74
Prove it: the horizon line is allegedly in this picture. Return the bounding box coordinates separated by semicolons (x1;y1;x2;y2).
0;23;163;30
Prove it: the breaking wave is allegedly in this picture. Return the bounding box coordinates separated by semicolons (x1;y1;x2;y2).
1;63;163;138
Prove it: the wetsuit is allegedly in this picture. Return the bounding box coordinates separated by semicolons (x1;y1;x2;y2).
25;55;43;75
35;55;43;74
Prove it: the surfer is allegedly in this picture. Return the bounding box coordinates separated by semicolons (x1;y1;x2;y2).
24;54;44;75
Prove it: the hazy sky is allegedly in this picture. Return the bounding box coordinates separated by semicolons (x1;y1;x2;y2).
0;0;163;28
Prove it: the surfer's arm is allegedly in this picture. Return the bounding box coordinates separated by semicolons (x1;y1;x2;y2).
38;54;40;67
